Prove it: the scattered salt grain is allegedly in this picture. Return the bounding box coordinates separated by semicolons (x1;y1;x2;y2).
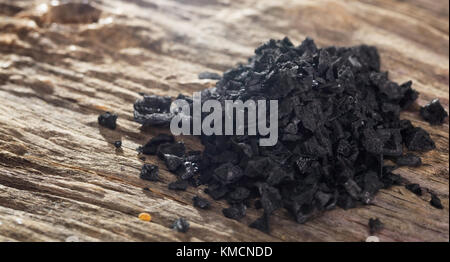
366;236;380;242
65;235;80;242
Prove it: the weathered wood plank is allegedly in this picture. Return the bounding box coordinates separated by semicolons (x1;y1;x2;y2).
0;0;448;241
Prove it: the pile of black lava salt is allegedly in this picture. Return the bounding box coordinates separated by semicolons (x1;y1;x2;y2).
133;37;444;232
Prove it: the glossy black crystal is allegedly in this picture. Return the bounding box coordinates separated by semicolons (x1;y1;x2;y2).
139;164;159;181
98;112;117;130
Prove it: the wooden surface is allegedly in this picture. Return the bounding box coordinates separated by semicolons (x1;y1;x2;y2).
0;0;448;242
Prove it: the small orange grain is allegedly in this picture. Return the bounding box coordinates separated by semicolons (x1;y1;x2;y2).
138;212;152;222
93;105;109;111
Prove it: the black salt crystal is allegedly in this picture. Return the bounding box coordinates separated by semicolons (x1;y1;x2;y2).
213;163;243;185
133;94;173;126
139;164;159;181
198;72;221;80
141;134;175;155
295;156;316;175
267;166;294;186
210;150;239;165
222;203;246;220
403;127;435;152
315;191;334;210
168;180;188;191
343;179;362;200
249;213;270;233
398;81;419;109
163;154;184;172
189;177;202;188
185;151;203;163
381;172;404;188
258;183;283;215
405;183;422;196
245;158;272;178
377;129;402;157
114;140;122;148
157;142;186;159
98;112;117;130
205;184;228;200
177;161;199;180
337;194;356;210
368;218;384;235
420;99;448;125
430;194;443;209
396;154;421;167
227;187;251;203
172;218;190;233
362;128;383;155
361;171;384;204
193;196;211;209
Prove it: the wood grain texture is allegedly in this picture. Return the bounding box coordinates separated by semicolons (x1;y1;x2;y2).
0;0;448;242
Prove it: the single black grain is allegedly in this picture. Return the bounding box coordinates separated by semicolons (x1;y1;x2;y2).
430;194;444;209
420;99;448;125
98;112;117;130
368;218;384;235
193;196;211;209
172;218;190;233
139;164;159;181
405;183;422;196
